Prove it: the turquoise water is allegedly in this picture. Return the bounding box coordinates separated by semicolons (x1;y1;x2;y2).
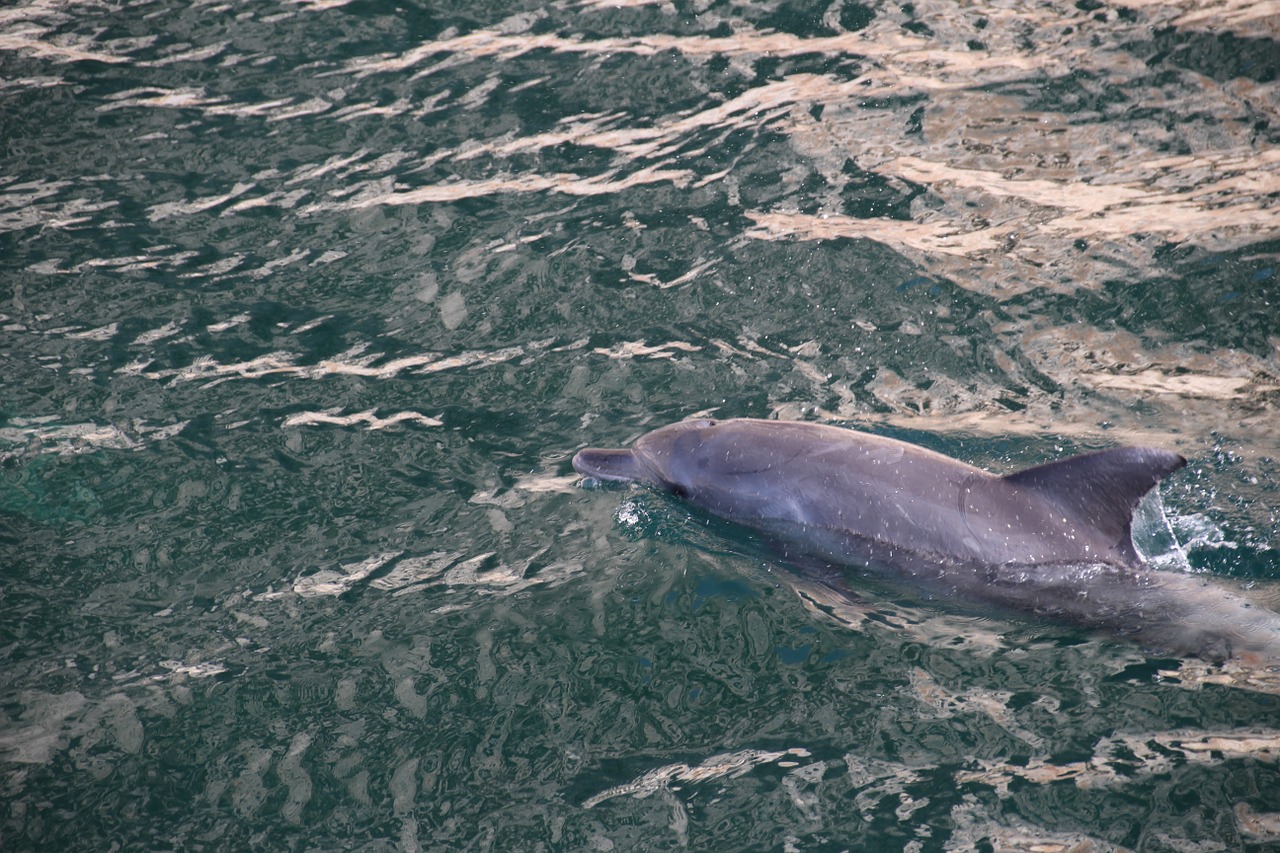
3;0;1279;849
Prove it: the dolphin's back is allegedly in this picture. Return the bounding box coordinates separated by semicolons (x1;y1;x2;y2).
594;419;1187;569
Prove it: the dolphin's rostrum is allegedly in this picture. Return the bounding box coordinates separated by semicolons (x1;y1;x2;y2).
574;418;1280;662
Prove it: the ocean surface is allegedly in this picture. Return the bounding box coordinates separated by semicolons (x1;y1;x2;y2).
3;0;1279;849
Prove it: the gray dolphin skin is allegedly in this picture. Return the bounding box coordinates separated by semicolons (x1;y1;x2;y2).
574;418;1280;662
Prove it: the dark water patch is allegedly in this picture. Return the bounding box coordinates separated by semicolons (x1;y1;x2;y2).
1119;240;1280;353
1135;27;1280;85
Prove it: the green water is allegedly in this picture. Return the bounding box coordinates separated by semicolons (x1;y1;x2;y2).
3;0;1279;850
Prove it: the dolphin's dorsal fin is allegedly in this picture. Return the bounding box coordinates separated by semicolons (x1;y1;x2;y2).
1002;447;1187;565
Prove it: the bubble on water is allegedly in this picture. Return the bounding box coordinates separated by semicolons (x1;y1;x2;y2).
615;498;645;529
1171;513;1237;553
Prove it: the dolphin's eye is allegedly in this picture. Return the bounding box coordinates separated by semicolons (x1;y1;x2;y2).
669;483;690;499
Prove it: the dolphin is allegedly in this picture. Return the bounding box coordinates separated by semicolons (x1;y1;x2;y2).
573;418;1280;662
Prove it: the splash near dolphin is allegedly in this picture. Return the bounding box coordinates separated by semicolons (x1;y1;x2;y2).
574;418;1280;662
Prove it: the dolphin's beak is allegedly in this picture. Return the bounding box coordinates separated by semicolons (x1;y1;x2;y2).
572;448;643;482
